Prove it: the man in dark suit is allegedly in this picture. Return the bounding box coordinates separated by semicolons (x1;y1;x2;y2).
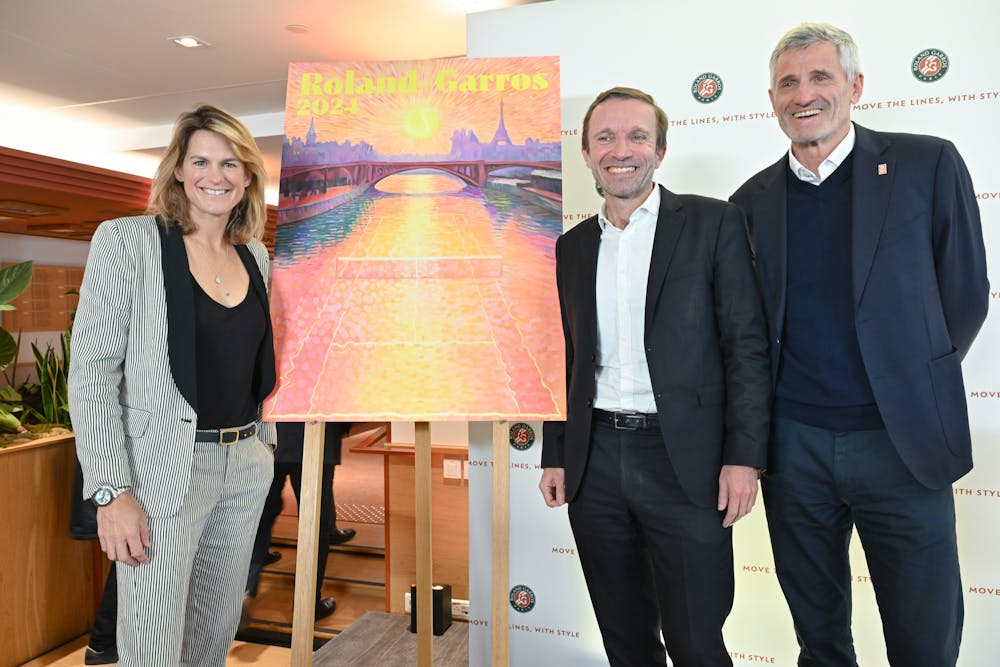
241;421;351;626
540;87;771;666
730;23;988;667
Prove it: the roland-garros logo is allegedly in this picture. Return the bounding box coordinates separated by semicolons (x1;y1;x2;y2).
912;48;949;82
509;422;535;451
509;584;536;613
692;72;723;103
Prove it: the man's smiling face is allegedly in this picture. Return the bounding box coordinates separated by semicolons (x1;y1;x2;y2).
769;40;863;152
582;97;665;205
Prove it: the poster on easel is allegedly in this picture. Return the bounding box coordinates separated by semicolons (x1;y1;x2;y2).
264;56;565;422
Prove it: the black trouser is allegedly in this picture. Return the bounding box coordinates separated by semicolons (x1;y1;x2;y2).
247;461;336;604
764;418;962;667
569;420;734;667
89;567;117;651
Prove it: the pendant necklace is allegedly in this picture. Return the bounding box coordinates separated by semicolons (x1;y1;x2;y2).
213;245;233;297
210;245;230;285
190;240;232;297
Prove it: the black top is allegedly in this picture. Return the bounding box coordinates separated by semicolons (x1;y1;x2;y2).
192;278;266;429
775;158;883;431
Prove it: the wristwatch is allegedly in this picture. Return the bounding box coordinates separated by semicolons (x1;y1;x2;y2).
91;485;128;507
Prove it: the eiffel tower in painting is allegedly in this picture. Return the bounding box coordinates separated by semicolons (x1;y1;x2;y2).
490;98;513;147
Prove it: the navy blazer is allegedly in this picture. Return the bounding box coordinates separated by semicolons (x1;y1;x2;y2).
542;185;771;508
730;123;989;489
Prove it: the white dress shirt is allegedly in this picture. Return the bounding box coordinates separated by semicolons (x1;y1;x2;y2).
593;185;660;414
787;123;856;185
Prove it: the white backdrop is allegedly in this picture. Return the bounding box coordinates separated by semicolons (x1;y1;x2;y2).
466;1;1000;665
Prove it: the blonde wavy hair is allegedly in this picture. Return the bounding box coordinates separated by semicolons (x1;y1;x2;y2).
149;104;267;244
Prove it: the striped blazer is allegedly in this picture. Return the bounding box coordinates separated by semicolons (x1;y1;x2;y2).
69;215;276;517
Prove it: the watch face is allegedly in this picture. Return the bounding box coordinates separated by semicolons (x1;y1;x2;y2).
93;487;113;506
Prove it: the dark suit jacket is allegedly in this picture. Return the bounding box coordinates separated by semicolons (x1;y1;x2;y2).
275;422;348;465
730;123;988;489
541;185;771;508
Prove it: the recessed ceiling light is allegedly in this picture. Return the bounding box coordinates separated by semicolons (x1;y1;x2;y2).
285;24;309;34
0;200;68;217
31;224;85;234
169;35;210;48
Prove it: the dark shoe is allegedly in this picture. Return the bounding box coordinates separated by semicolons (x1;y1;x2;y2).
315;596;337;620
328;527;356;545
85;645;119;665
264;550;282;565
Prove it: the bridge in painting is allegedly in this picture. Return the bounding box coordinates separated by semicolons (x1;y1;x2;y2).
280;159;561;195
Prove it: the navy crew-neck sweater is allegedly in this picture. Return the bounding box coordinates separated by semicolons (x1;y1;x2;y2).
774;157;883;431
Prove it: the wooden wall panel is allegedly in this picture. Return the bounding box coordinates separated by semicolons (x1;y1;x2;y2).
1;262;83;333
0;436;97;667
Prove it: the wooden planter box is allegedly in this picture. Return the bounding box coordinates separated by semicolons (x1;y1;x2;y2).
0;433;101;667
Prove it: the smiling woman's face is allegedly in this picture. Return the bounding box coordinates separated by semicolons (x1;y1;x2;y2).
174;129;250;226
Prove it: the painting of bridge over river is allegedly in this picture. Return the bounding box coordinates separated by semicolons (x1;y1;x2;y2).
264;57;566;422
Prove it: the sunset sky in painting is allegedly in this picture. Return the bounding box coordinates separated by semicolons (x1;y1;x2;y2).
284;57;560;156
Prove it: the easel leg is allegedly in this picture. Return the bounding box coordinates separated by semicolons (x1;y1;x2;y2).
291;421;325;666
491;421;510;666
415;421;433;666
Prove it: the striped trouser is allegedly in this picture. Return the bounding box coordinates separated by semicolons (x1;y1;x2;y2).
115;435;273;667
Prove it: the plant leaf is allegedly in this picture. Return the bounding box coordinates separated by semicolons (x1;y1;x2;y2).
0;328;15;370
0;261;33;305
0;408;21;433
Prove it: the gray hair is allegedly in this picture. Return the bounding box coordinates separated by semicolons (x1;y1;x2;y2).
769;23;861;87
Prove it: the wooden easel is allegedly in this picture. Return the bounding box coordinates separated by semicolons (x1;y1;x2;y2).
291;421;325;665
413;421;434;664
491;421;510;666
288;421;439;666
289;420;512;666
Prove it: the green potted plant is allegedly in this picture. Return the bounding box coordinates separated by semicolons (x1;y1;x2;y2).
0;261;33;434
25;336;72;429
0;263;74;447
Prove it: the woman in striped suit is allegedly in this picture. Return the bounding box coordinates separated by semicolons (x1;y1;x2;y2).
69;105;277;666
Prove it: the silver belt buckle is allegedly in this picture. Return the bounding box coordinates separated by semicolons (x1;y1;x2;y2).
613;411;646;430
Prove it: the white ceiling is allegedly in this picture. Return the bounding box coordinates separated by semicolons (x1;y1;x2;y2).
0;0;547;202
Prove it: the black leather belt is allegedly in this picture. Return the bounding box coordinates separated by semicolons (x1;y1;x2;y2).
593;409;659;431
195;423;256;446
